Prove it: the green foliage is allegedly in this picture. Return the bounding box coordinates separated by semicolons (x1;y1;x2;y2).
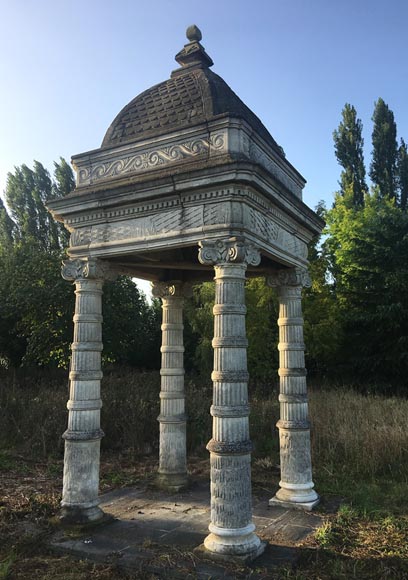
303;202;344;375
185;282;215;375
324;192;408;381
333;103;367;206
398;138;408;210
0;197;14;248
0;244;74;367
0;159;160;370
185;278;278;380
370;97;399;201
102;277;160;369
245;278;278;380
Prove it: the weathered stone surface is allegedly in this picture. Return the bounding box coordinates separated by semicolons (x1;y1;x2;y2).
51;484;323;575
48;26;324;562
267;269;319;510
200;240;264;560
151;281;191;491
60;259;110;524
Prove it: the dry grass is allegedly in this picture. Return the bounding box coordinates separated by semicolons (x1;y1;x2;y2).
309;387;408;481
1;370;408;577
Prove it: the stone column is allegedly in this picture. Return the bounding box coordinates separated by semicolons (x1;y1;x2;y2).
151;281;190;492
60;258;112;524
198;238;265;561
267;268;319;510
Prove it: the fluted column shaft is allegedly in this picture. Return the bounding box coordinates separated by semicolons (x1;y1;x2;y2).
199;238;265;561
152;281;189;491
267;268;319;510
61;258;112;524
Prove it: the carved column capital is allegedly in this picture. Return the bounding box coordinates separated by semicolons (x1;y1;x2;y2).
198;238;261;266
267;267;311;289
151;280;193;299
61;258;116;282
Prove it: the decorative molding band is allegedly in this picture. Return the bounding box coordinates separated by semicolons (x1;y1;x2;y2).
62;258;116;282
211;370;249;383
212;304;247;316
278;368;307;377
198;238;261;266
77;132;226;185
151;280;193;299
210;404;250;418
157;413;187;424
160;368;185;376
267;267;311;288
206;438;253;455
277;419;310;430
69;370;103;381
159;392;185;400
212;337;248;348
62;428;105;441
278;394;308;404
67;400;103;411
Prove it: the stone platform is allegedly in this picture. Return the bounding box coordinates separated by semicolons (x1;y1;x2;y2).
51;482;322;578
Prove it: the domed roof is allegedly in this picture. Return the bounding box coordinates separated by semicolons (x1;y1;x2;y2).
102;26;282;155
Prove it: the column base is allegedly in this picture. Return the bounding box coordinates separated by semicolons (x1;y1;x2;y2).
269;486;320;511
199;523;266;563
156;472;189;493
60;504;106;526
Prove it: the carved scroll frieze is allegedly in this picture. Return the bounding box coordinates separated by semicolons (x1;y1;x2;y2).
198;238;261;266
77;132;226;185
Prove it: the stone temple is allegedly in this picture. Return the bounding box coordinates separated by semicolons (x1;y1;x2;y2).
47;25;324;562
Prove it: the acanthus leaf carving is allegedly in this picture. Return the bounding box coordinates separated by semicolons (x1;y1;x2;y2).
62;258;116;282
198;238;261;266
267;267;311;288
151;281;193;299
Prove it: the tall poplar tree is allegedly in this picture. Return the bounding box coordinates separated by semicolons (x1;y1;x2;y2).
333;104;367;207
0;197;15;247
398;139;408;210
369;98;398;201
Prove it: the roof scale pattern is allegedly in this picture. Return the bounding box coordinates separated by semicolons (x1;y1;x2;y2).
102;30;282;155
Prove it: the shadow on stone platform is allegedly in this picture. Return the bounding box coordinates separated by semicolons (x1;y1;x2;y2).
51;482;322;578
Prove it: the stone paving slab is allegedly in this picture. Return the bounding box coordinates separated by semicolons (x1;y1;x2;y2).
51;483;322;578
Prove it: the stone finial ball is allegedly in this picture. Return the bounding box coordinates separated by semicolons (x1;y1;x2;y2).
186;25;202;42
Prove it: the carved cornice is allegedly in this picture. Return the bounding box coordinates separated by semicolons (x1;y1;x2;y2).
198;238;261;266
267;267;311;288
61;258;116;282
151;280;193;299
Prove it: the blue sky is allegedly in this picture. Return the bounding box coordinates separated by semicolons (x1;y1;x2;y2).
1;0;407;214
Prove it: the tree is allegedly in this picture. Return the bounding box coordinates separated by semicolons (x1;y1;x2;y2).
369;98;399;201
0;197;14;247
4;161;73;251
0;159;161;370
184;278;279;381
302;201;343;376
324;191;408;383
333;104;367;207
398;139;408;210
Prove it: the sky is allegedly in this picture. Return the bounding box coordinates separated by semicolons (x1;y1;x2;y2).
0;0;407;298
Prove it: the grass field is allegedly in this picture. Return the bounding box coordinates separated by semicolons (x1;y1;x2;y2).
1;369;407;579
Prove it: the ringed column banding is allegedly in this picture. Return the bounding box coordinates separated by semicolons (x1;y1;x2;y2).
61;258;113;524
198;238;265;561
267;268;319;510
152;281;191;492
